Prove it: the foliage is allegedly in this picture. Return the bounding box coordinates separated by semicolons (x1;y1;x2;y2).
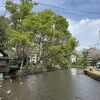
0;16;9;50
22;9;78;68
81;49;88;67
91;57;100;67
5;0;36;69
5;0;78;70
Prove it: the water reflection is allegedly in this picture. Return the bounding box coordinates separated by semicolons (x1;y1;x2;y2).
0;69;100;100
71;68;77;76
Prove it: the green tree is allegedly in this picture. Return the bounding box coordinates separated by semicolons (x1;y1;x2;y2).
81;49;88;67
21;9;78;69
0;16;9;50
5;0;78;71
5;0;37;70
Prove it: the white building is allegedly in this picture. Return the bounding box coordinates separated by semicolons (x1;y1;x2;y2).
70;55;76;63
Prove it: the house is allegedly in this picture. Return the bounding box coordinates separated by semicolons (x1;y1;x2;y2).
0;50;9;78
70;55;76;63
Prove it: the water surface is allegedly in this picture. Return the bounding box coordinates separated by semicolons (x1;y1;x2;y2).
0;68;100;100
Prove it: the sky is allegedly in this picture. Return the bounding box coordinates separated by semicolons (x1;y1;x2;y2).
1;0;100;51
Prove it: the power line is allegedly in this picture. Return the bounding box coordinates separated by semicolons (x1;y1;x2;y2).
0;0;6;15
0;0;6;8
34;1;100;15
1;1;100;16
0;0;10;17
0;0;4;6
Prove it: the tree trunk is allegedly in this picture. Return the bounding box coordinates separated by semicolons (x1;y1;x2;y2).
20;43;25;73
20;57;24;71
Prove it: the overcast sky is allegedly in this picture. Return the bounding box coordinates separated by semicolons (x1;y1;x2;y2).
1;0;100;51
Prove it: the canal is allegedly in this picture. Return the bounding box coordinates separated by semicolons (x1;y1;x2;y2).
0;68;100;100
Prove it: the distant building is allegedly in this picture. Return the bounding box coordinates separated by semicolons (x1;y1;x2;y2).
70;55;76;63
30;54;37;64
88;48;100;59
87;48;100;66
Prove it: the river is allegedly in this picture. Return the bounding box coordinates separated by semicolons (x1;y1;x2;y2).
0;68;100;100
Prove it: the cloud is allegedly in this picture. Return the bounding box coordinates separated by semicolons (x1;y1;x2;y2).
68;18;100;50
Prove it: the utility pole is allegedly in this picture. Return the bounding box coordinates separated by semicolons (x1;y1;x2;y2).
98;30;100;49
96;30;100;49
99;30;100;41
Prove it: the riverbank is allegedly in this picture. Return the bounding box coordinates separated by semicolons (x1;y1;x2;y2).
4;65;84;79
84;67;100;81
16;67;66;76
16;67;84;77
